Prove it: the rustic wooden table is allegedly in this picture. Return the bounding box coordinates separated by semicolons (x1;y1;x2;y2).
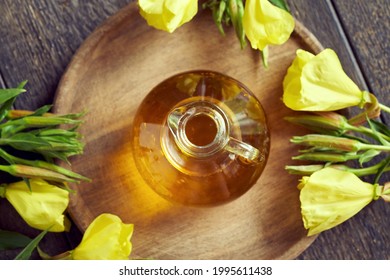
0;0;389;259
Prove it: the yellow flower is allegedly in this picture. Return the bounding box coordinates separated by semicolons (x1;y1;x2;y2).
1;179;70;232
138;0;198;33
242;0;295;51
71;213;134;260
283;48;371;111
299;167;381;236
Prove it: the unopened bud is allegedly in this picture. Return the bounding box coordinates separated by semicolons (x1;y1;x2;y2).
291;134;362;152
292;152;357;162
285;112;348;135
381;182;390;202
0;164;79;183
228;0;246;49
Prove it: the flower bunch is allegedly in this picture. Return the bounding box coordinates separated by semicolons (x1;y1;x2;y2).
282;48;390;235
138;0;294;66
0;82;89;233
11;213;134;260
0;83;134;260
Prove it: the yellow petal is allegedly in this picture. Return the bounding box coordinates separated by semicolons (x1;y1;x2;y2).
5;179;69;232
299;167;374;236
139;0;198;33
72;213;134;260
283;48;369;111
243;0;295;50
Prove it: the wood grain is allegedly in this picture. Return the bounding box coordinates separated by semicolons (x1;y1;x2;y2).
290;0;390;260
332;0;390;125
0;0;388;260
0;0;130;110
0;0;131;259
53;4;323;259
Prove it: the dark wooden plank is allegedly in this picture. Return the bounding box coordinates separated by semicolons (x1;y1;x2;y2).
288;0;368;89
290;0;390;260
0;0;131;110
0;0;388;260
0;0;132;259
332;0;390;125
0;73;6;88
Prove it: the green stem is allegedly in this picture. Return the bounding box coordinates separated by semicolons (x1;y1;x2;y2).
0;148;90;182
286;159;390;177
359;143;390;152
347;124;390;142
379;103;390;114
349;164;390;177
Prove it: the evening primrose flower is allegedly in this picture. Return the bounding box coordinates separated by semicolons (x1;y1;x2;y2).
298;167;385;236
0;179;70;232
71;213;134;260
242;0;295;51
138;0;198;33
283;48;371;111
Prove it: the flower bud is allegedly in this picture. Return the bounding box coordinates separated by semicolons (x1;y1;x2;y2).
1;179;70;232
227;0;246;48
285;164;325;176
0;164;79;183
283;49;371;111
285;112;349;135
139;0;198;33
290;134;362;152
6;109;53;119
71;214;134;260
299;167;378;236
243;0;294;51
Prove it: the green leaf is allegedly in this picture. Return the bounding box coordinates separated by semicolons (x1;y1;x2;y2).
0;230;32;250
17;80;28;89
369;119;390;137
2;133;51;151
14;229;48;260
23;177;32;192
366;117;389;146
374;156;390;184
0;81;28;121
0;88;26;105
358;149;381;166
30;105;53;117
0;99;17;122
269;0;290;12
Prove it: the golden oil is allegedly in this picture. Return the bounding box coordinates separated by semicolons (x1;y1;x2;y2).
132;71;270;206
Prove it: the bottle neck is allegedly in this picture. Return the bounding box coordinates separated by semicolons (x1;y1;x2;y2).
166;99;262;164
167;100;229;158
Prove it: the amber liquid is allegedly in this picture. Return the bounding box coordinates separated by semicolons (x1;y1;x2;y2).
132;71;270;206
185;114;218;146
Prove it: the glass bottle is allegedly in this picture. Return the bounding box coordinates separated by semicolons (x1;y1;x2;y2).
132;71;270;206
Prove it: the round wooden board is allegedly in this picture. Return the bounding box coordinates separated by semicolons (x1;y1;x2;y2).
54;3;323;259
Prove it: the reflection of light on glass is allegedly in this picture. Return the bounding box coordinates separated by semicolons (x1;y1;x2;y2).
138;123;183;204
176;74;201;96
109;132;173;219
239;117;266;136
139;123;161;149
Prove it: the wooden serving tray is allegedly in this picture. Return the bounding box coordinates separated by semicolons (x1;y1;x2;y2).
54;3;323;259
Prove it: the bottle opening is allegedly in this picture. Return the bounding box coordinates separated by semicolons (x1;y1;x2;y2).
185;113;217;146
